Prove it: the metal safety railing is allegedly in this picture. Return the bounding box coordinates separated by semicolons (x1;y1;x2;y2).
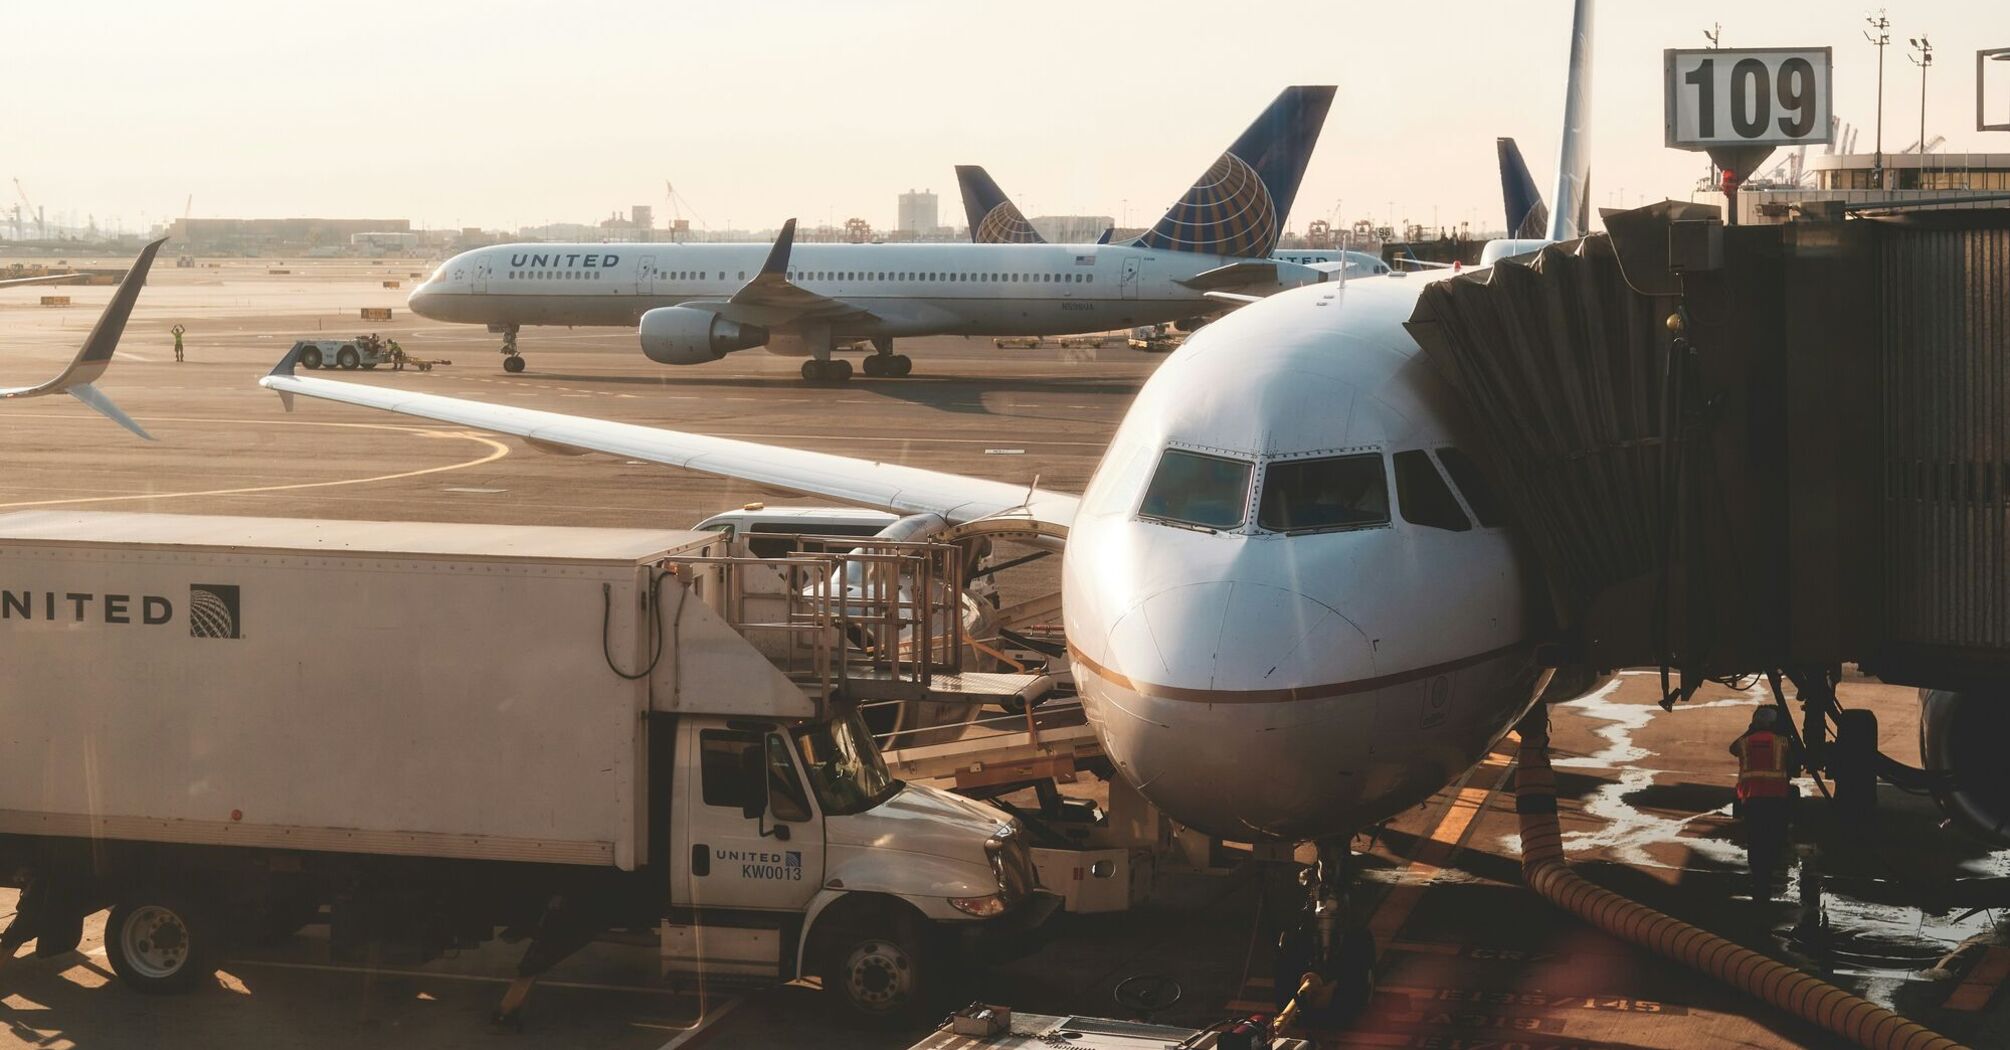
667;536;967;709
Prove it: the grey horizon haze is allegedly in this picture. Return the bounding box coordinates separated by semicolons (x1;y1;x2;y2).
11;1;2010;238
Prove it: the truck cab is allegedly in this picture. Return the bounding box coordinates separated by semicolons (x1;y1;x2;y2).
667;708;1047;1018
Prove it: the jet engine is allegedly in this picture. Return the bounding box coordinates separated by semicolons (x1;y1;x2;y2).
1919;689;2010;844
638;306;768;365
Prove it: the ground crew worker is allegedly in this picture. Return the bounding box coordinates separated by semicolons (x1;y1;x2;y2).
170;323;186;363
1729;706;1799;902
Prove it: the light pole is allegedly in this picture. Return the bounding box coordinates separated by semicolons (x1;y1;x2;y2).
1910;35;1934;182
1866;12;1890;187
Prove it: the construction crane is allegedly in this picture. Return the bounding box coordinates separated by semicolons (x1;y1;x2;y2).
13;178;45;240
663;181;708;242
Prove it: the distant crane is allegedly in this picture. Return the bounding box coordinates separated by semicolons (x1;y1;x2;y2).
663;181;708;242
13;178;45;240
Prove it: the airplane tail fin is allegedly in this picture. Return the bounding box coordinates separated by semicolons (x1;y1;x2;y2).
956;166;1047;245
1134;85;1336;258
1545;0;1594;241
1497;137;1550;239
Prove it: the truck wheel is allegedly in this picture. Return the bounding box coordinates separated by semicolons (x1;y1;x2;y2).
107;892;219;994
301;346;323;370
361;362;380;370
337;346;361;370
823;918;935;1024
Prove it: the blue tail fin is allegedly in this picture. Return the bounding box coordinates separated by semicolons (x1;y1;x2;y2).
957;166;1047;245
1134;85;1336;258
1497;138;1549;238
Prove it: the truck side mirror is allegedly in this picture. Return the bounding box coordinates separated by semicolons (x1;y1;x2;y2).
738;747;767;821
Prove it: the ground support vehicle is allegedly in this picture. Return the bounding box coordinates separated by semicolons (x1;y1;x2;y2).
290;333;395;370
0;512;1055;1022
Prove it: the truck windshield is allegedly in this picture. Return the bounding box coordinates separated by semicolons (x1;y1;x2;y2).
791;711;898;816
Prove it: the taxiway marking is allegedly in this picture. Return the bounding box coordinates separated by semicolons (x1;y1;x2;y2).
1366;747;1518;960
0;416;510;509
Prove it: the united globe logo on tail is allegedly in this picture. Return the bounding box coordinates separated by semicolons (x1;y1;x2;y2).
975;201;1043;245
188;583;241;639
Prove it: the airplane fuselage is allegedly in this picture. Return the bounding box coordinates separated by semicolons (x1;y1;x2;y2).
1061;271;1545;841
410;241;1317;343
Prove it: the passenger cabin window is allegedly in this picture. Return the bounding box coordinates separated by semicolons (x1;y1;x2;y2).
1139;450;1252;531
1434;447;1506;527
1393;450;1471;532
698;729;762;810
1258;454;1390;533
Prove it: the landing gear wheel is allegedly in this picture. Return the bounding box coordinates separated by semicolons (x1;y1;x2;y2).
889;354;912;377
300;347;324;370
106;892;219;994
802;359;851;383
503;354;526;374
862;355;887;377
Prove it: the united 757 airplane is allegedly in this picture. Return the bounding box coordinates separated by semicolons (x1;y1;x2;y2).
403;86;1336;381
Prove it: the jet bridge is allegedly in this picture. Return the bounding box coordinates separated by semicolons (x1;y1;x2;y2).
1405;204;2010;832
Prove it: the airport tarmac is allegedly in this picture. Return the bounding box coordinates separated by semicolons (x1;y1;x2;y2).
1;264;2006;1049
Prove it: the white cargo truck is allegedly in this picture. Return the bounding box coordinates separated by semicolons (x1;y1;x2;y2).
0;512;1053;1021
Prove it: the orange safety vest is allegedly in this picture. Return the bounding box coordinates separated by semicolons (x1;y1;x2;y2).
1734;730;1791;802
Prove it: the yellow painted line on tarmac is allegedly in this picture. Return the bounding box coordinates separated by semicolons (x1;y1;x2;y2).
1365;748;1518;961
1945;943;2010;1011
0;416;510;509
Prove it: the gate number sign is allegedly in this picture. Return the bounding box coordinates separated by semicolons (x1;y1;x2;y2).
1665;48;1834;149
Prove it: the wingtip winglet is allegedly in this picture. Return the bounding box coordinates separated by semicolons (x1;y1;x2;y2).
267;342;306;378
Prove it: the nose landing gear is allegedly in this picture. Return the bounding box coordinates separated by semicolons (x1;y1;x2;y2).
1273;840;1376;1034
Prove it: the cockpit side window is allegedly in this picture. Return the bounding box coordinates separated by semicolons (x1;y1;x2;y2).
1393;450;1472;532
1434;447;1506;527
1257;454;1390;533
1138;450;1252;531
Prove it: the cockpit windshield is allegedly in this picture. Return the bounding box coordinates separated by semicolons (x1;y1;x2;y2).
1138;450;1252;531
1258;454;1390;533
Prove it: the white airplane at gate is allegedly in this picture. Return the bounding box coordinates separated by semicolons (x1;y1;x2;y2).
262;0;1601;998
405;86;1337;380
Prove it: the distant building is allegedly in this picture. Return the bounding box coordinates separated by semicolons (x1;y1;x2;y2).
165;217;411;255
1730;153;2010;224
1028;215;1115;243
897;189;938;235
349;231;420;253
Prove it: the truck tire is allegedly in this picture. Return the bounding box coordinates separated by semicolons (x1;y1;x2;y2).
301;346;324;370
820;911;936;1024
337;346;361;370
106;892;220;994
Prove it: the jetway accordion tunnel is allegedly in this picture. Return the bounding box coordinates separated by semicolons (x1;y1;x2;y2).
1405;205;2010;703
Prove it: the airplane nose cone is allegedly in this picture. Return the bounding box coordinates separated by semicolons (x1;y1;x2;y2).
407;286;438;318
1082;581;1383;840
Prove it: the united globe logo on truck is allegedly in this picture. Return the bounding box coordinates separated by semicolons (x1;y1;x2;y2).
0;582;240;639
187;584;240;639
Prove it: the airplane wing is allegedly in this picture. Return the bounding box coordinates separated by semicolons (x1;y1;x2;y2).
687;219;877;328
0;238;166;440
259;349;1079;534
0;272;85;290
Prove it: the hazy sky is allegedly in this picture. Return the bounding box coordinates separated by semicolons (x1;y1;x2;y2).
13;1;2010;237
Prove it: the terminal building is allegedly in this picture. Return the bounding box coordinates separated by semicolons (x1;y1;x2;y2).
164;217;412;255
1727;152;2010;224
